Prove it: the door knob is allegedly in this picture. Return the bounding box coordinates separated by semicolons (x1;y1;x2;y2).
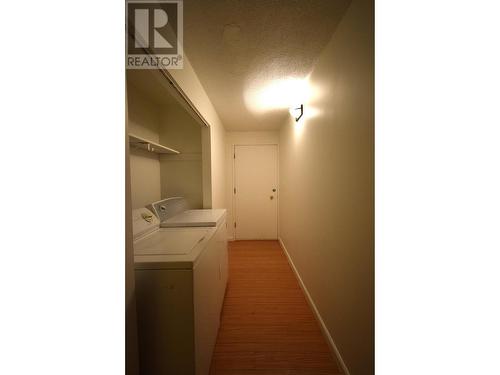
270;196;274;200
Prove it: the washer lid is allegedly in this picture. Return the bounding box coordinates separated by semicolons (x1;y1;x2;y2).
160;209;226;228
134;228;210;255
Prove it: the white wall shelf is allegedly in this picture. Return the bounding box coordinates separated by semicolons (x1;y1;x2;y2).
129;133;180;154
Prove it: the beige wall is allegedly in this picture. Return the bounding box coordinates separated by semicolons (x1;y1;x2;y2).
127;86;162;209
160;103;203;209
225;131;279;239
169;56;226;209
278;1;374;374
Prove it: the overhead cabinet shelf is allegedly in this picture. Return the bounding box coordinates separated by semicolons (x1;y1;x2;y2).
129;133;180;154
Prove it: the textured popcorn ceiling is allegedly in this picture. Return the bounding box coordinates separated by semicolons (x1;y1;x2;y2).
183;0;351;131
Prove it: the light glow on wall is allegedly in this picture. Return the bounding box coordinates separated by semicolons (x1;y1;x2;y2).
243;75;323;140
244;77;313;113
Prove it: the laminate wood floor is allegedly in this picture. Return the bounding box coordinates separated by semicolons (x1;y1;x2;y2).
209;240;342;375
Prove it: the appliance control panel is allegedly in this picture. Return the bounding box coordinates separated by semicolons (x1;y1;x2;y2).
148;197;187;222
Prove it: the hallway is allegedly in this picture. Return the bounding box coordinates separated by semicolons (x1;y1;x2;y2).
210;240;342;375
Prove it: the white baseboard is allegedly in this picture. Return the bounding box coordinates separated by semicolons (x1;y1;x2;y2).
278;237;350;375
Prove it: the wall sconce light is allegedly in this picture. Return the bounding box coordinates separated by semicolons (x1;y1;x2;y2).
289;104;304;122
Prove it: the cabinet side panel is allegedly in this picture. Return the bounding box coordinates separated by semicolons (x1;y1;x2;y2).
193;238;221;375
217;219;228;307
135;269;195;375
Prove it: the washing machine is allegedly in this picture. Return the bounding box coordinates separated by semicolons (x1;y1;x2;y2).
149;198;228;305
133;207;224;375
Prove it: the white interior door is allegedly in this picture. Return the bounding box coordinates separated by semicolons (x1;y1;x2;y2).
234;144;278;239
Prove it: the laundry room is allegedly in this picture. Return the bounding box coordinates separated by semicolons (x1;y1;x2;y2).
4;0;500;375
124;1;374;374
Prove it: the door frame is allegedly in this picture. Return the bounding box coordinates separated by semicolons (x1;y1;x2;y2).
232;143;279;240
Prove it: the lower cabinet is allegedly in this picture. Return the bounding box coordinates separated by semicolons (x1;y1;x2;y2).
135;221;228;375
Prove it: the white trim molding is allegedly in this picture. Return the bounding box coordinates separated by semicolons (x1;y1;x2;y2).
278;237;351;375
